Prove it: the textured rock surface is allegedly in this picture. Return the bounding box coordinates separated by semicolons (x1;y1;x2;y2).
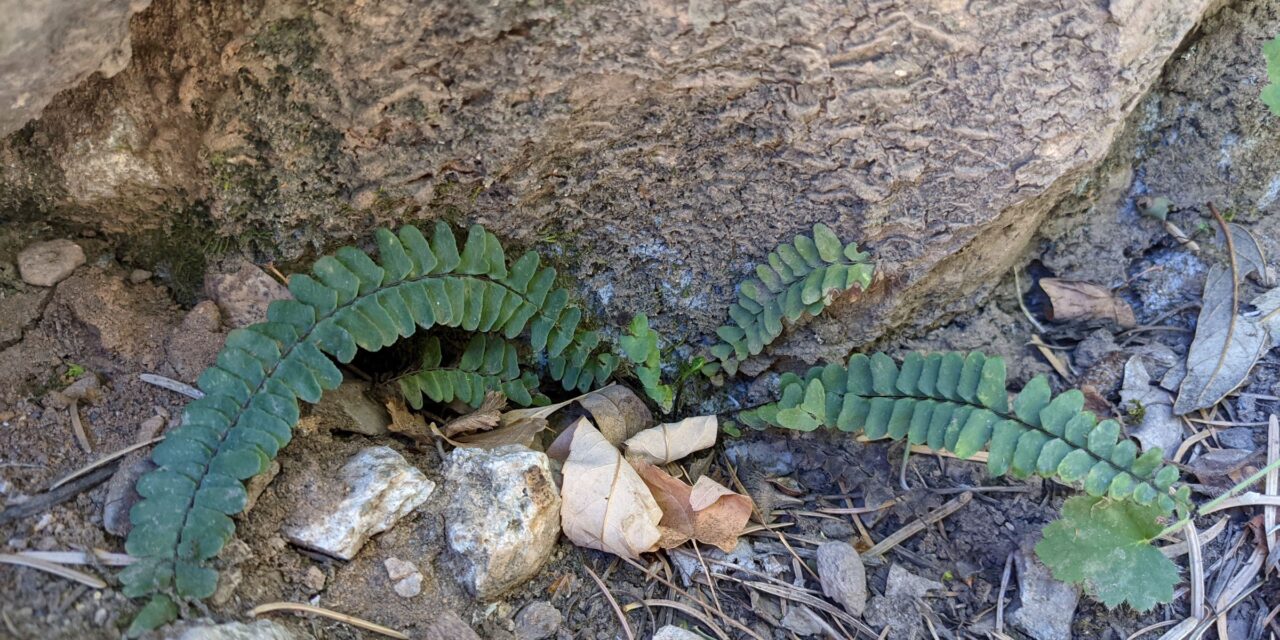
282;445;435;560
444;445;561;599
17;239;85;287
203;257;290;328
171;619;311;640
815;541;867;616
513;601;562;640
304;379;390;436
0;0;1215;356
0;0;148;136
1009;544;1078;640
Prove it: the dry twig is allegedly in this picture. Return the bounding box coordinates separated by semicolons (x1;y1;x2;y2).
247;602;409;639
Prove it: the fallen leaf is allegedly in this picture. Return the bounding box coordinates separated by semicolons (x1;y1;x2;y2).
385;397;432;445
1040;278;1136;328
1224;223;1272;286
1174;266;1280;414
633;461;754;552
560;418;662;559
449;417;549;450
442;391;506;437
1185;449;1255;482
623;415;718;464
546;385;653;460
1119;356;1182;457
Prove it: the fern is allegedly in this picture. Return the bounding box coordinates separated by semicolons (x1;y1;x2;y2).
398;335;541;408
706;223;874;375
548;329;620;394
1263;34;1280;115
738;352;1190;517
620;314;674;412
120;222;609;634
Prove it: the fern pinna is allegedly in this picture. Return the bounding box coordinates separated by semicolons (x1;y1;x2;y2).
120;222;615;633
737;351;1193;609
706;223;874;376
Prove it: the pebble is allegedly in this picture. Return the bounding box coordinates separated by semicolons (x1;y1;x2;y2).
863;564;944;639
780;605;825;636
128;269;152;284
393;572;423;598
653;626;704;640
385;557;424;598
1009;544;1078;640
1216;427;1255;450
513;601;561;640
175;620;311;640
816;541;867;616
282;446;435;560
444;445;561;599
203;257;290;328
302;566;326;593
17;239;85;287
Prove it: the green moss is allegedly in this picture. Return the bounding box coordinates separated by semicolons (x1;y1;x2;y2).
114;203;230;306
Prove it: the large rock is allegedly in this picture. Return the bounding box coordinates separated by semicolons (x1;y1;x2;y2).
0;0;1216;356
282;446;435;561
17;239;85;287
0;0;147;136
444;445;561;599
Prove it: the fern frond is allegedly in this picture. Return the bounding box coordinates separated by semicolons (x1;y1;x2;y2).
739;352;1190;515
398;335;539;408
619;314;674;412
708;223;873;375
121;222;610;635
548;329;619;393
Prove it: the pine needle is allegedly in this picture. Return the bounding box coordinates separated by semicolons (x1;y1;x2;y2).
247;602;408;639
0;553;106;588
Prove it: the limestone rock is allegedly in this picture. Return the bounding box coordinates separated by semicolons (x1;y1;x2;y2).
653;626;704;640
384;557;424;598
204;258;290;329
513;601;561;640
1010;545;1078;640
282;446;435;561
444;445;561;599
816;541;867;617
170;620;310;640
17;240;85;287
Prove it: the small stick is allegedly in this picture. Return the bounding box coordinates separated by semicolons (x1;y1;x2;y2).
0;553;106;588
49;437;164;491
861;492;972;563
16;550;135;566
0;463;117;526
691;541;724;618
995;552;1014;634
583;563;634;640
139;373;204;399
1012;269;1047;333
68;401;93;453
1198;492;1280;515
1160;517;1227;558
247;602;408;639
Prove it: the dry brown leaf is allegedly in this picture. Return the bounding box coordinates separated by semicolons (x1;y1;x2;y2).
385;397;432;445
450;417;548;449
1040;278;1136;328
442;391;507;437
623;415;718;464
546;385;653;460
633;461;754;552
560;418;662;559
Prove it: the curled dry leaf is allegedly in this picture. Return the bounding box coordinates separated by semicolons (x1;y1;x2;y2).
560;418;662;559
633;461;754;553
442;391;507;437
385;397;433;446
547;385;653;460
1040;278;1136;328
624;415;718;464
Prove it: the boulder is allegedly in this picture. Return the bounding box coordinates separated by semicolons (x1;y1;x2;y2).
444;445;561;599
282;446;435;561
0;0;1217;356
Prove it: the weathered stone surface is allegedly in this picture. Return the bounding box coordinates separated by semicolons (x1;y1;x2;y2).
102;414;167;537
864;564;945;640
1010;544;1078;640
169;620;311;640
444;445;561;599
282;446;435;561
0;0;147;136
513;601;562;640
305;380;390;436
653;626;704;640
17;239;85;287
0;0;1215;356
165;300;225;382
204;257;290;329
815;541;867;617
0;289;49;346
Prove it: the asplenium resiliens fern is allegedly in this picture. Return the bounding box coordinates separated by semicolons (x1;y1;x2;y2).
620;314;674;412
120;222;611;634
1263;34;1279;115
705;223;874;376
398;335;542;408
738;351;1192;610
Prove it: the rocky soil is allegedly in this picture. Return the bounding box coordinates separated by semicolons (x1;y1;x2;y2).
1;1;1279;640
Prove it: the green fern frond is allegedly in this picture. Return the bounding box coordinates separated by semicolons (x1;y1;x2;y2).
398;335;539;408
548;329;619;393
120;222;610;635
738;351;1190;516
708;223;873;376
619;314;674;412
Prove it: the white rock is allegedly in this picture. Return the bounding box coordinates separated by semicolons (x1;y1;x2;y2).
444;445;561;599
282;446;435;560
653;626;704;640
17;239;85;287
816;541;867;616
384;557;417;581
172;619;311;640
393;572;423;598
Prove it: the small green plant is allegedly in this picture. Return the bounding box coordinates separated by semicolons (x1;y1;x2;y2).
120;222;613;634
620;313;674;412
1263;34;1280;115
63;362;86;383
704;223;874;376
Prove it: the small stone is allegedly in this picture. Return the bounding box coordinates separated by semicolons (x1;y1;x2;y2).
385;557;417;581
175;620;311;640
394;572;423;598
863;564;944;640
17;239;85;287
102;414;168;537
816;541;867;616
302;566;326;593
1009;544;1078;640
306;380;390;436
128;269;152;284
1216;427;1255;450
424;611;482;640
210;567;243;606
444;445;561;599
241;460;280;515
652;626;704;640
283;446;436;560
166;301;225;382
513;601;561;640
780;605;825;636
883;562;943;598
204;257;290;328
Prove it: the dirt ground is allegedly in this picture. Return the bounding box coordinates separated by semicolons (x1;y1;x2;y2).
2;4;1280;640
